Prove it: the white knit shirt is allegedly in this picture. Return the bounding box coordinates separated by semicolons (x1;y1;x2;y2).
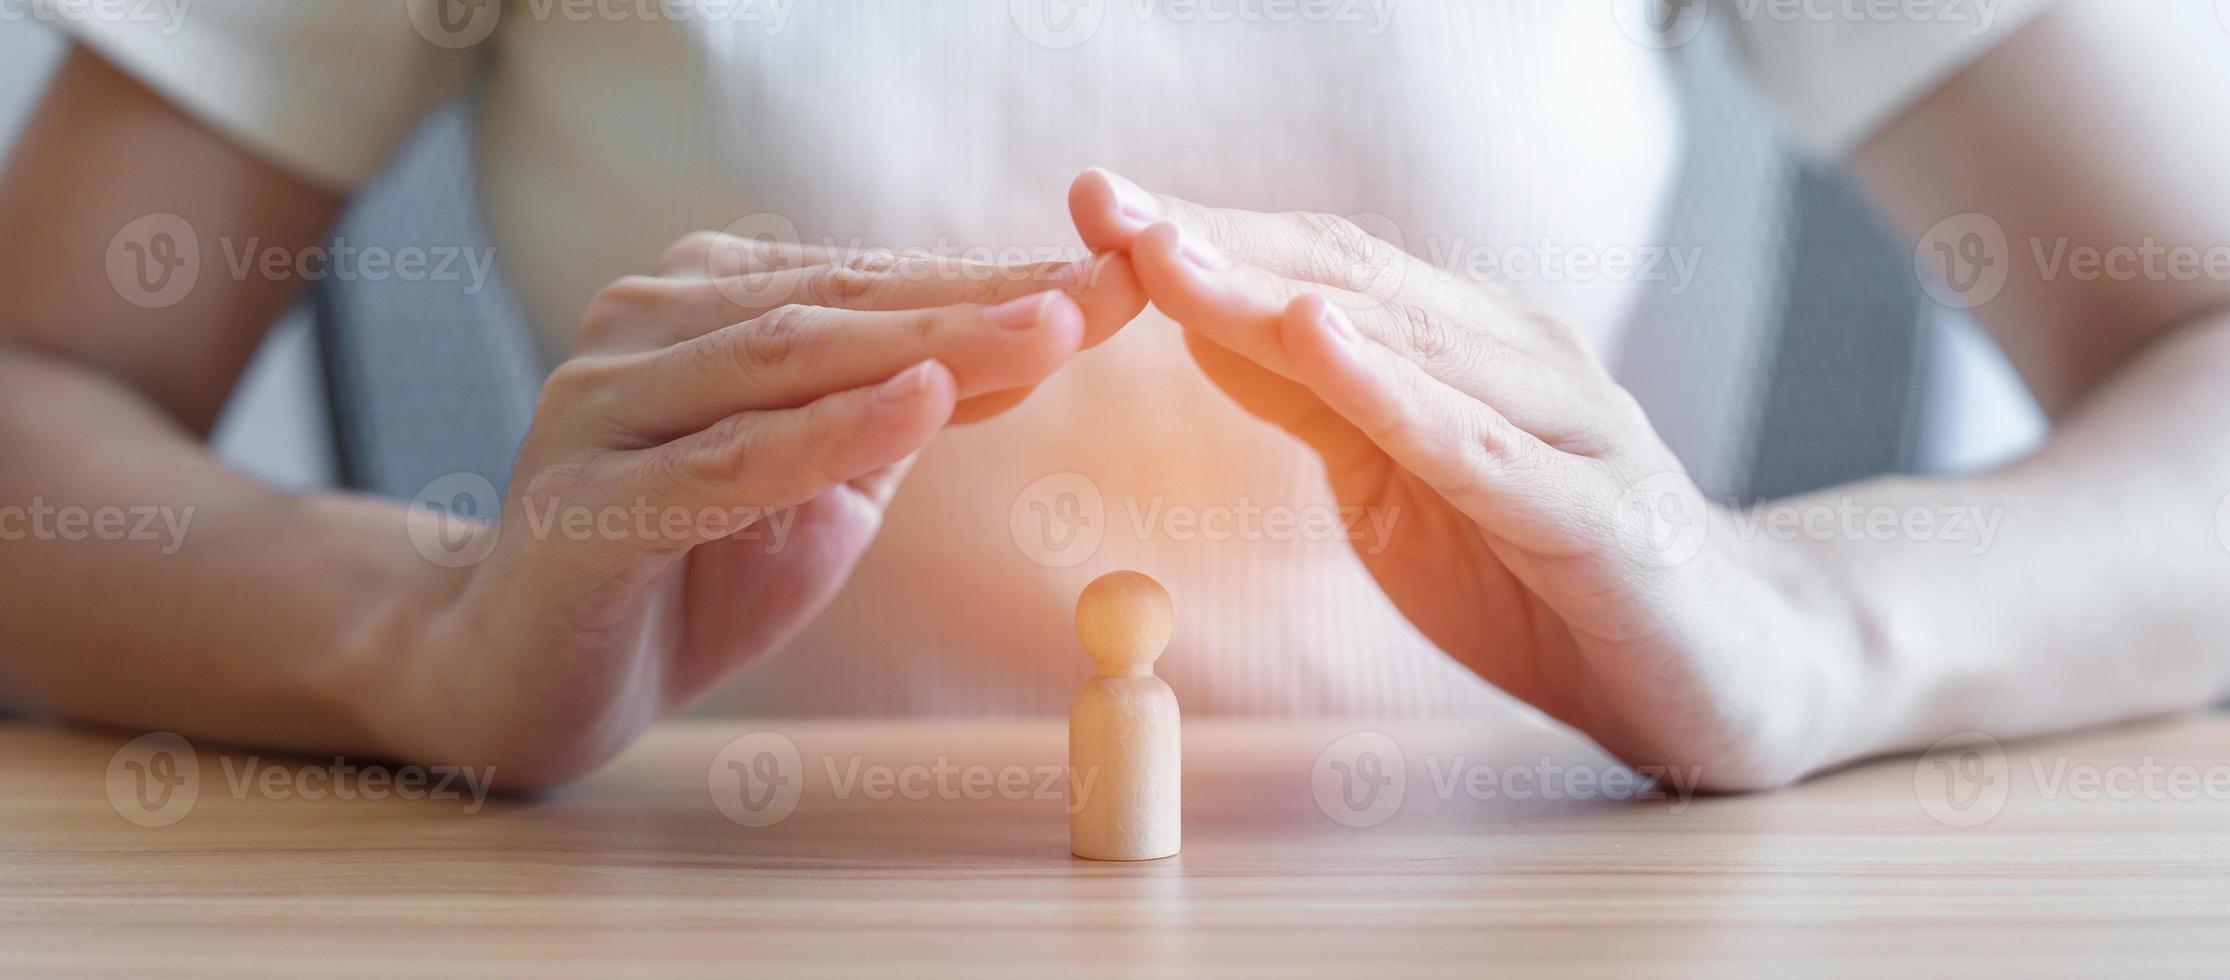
53;0;2063;717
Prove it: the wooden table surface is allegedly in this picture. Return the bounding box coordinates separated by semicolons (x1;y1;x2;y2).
5;713;2228;978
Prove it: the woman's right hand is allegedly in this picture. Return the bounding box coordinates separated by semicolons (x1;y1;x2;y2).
371;231;1146;787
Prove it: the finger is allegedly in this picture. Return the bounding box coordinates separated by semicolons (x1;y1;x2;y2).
589;290;1085;443
1069;168;1415;298
1275;293;1598;552
1134;223;1611;448
748;250;1145;350
618;359;958;549
589;251;1145;354
1178;327;1378;468
1074;170;1608;373
1128;220;1307;374
946;385;1037;426
844;454;919;510
655;230;843;279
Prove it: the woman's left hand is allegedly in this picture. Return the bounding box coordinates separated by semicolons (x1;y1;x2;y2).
1070;170;1873;789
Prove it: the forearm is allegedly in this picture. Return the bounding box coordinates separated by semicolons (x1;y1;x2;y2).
0;344;444;756
1785;311;2230;767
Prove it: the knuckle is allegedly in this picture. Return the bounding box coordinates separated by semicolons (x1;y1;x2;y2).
1309;212;1372;259
809;249;902;305
1468;409;1537;472
840;248;903;277
681;412;759;491
907;307;953;347
1395;303;1465;364
656;230;726;276
579;275;673;346
737;304;816;377
537;356;622;420
1296;212;1385;289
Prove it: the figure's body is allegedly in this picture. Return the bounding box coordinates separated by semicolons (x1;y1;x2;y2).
1070;572;1180;862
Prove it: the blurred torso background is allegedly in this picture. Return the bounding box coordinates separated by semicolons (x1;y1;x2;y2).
14;0;2050;718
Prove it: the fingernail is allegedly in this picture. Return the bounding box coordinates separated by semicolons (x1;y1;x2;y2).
1179;230;1229;272
877;361;934;403
1319;301;1360;344
1095;168;1162;224
984;292;1049;331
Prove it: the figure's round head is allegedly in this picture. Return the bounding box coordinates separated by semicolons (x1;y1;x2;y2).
1075;570;1173;675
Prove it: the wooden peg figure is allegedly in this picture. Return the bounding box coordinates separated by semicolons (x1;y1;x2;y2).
1069;570;1181;861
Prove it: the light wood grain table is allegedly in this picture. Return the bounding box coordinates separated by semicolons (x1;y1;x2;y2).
5;714;2228;977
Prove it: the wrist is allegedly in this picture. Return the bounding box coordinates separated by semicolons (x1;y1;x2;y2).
315;497;490;764
1738;505;1927;775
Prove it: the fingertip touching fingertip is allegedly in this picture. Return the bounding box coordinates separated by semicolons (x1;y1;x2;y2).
1079;167;1160;222
1070;168;1163;251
